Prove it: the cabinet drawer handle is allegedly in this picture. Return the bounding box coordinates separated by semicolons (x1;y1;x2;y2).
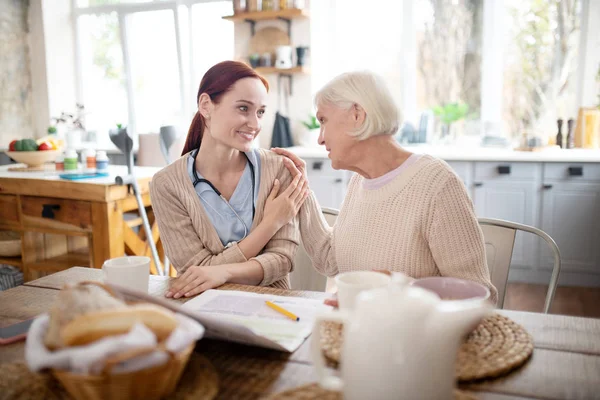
568;166;583;176
497;165;511;175
474;182;483;187
543;184;553;190
42;204;61;219
334;178;343;183
312;161;323;170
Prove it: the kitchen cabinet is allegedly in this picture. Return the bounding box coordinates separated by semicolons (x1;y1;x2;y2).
539;163;600;284
304;158;346;209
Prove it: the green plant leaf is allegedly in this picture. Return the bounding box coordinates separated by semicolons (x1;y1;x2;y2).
301;114;320;129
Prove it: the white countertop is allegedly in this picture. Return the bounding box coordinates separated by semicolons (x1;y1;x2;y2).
287;145;600;163
0;164;160;185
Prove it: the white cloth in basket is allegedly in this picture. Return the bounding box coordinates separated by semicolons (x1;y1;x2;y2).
26;313;204;375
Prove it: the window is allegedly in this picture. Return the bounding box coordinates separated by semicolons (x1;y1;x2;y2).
73;0;234;140
415;0;483;142
128;10;182;133
310;0;593;144
77;12;128;136
310;0;403;106
502;0;581;139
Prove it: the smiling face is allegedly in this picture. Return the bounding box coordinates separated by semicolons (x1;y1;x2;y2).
316;102;364;170
199;77;268;152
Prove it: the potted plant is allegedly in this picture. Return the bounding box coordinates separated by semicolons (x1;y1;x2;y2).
300;114;321;147
432;102;469;140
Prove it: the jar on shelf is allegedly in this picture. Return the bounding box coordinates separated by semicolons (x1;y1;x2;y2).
247;0;261;12
262;0;274;11
233;0;247;13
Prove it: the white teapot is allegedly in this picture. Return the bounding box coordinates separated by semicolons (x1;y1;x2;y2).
311;283;491;400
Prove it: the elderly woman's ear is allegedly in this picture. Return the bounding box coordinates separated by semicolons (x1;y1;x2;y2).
352;103;366;127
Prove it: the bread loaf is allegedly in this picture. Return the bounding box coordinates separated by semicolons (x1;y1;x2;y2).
44;283;126;350
61;304;178;347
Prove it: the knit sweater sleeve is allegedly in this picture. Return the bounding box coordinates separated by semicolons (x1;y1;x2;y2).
426;174;498;304
150;173;247;274
297;190;338;277
251;157;300;286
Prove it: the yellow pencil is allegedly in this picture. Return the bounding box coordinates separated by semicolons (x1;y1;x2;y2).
265;300;299;321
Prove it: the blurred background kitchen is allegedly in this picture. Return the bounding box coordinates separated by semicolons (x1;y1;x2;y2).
1;0;600;314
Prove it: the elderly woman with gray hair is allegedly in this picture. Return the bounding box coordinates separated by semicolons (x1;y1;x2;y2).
274;71;498;304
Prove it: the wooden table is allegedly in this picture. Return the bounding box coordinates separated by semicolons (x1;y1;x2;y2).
2;267;600;399
0;165;163;280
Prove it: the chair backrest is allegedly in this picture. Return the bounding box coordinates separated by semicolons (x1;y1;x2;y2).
289;207;338;292
478;218;562;313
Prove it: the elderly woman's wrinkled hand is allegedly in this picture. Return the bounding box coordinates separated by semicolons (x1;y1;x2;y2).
271;148;308;181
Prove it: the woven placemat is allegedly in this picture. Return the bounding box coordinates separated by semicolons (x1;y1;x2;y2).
0;353;219;400
321;313;534;382
267;383;477;400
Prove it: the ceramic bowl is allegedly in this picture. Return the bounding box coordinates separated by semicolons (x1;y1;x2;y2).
6;150;60;167
410;276;491;302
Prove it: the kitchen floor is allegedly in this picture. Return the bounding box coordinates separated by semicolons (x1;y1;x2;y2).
504;283;600;318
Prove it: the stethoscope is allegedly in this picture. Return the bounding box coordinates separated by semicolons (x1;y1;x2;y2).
192;149;255;243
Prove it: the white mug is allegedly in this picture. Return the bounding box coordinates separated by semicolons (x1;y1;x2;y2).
102;256;150;293
334;271;392;311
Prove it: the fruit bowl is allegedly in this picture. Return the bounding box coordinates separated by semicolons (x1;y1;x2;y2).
5;150;60;167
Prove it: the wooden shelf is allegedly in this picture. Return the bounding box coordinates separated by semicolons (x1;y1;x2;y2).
254;66;309;75
223;8;309;22
27;248;90;272
0;256;22;268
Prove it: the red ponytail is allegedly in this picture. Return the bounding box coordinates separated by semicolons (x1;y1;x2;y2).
182;61;269;155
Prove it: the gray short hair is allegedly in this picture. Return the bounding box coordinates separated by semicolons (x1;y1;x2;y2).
315;71;401;140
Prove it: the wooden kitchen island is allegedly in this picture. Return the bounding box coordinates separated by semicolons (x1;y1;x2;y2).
0;164;162;280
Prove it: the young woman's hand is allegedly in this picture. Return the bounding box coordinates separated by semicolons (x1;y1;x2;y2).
165;265;230;299
263;161;309;229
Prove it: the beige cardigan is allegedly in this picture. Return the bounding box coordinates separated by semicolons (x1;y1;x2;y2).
298;155;498;304
150;149;299;289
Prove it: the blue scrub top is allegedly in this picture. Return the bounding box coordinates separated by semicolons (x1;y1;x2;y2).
187;149;261;247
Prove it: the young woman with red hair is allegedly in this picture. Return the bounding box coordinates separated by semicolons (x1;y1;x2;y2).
151;61;308;298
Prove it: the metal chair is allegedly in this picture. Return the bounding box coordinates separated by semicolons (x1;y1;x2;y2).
290;207;339;292
478;218;562;313
159;125;180;165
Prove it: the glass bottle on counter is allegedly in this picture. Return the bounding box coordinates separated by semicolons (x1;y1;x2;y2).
55;154;64;171
96;151;109;173
64;149;78;172
556;119;563;148
566;118;575;149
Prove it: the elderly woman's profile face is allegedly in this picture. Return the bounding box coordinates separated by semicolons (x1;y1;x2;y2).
316;102;361;170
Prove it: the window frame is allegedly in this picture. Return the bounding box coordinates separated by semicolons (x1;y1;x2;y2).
71;0;227;138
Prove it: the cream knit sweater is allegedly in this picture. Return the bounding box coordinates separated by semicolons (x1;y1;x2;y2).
298;155;498;304
150;149;299;289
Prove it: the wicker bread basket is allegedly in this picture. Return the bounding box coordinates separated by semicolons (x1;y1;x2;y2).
49;281;195;400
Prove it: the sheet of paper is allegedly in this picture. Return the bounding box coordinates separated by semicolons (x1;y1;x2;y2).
182;290;329;352
107;283;330;353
